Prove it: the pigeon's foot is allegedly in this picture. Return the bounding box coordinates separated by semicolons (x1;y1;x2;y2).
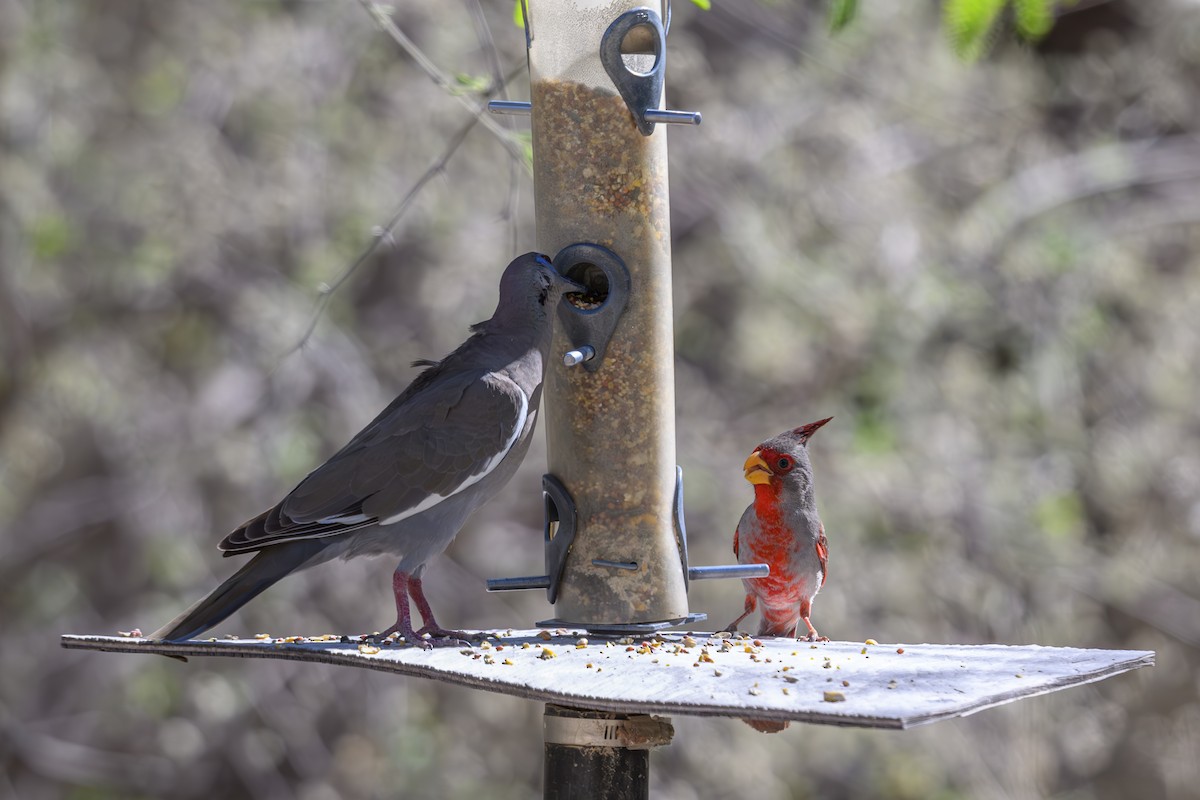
417;625;481;646
370;622;441;650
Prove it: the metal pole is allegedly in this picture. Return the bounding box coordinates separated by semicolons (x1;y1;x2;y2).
543;704;673;800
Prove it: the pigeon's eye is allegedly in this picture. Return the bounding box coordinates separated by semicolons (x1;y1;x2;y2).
777;457;793;471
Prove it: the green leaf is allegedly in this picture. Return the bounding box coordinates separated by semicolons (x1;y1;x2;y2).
943;0;1006;61
1013;0;1053;41
1034;493;1083;541
690;0;712;10
453;73;491;94
828;0;858;33
29;214;75;261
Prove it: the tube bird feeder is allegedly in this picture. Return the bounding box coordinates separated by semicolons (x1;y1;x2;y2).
486;0;766;631
533;0;688;630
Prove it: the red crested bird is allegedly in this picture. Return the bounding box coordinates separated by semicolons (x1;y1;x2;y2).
725;417;832;734
725;417;833;642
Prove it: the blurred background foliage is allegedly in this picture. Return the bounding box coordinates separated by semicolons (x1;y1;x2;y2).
2;0;1199;797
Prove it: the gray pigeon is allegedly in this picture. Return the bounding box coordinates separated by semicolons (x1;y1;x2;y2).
152;253;580;645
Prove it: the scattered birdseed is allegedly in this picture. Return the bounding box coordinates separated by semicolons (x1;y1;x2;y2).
503;659;514;666
683;636;698;648
896;648;905;654
538;631;553;641
539;647;557;660
576;638;588;648
865;639;878;646
782;687;791;695
480;640;492;650
358;644;381;655
254;633;271;640
748;688;762;696
842;680;850;687
823;691;846;703
483;654;495;665
118;629;142;638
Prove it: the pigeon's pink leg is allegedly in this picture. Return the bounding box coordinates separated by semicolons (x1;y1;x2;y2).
374;571;431;647
408;574;480;642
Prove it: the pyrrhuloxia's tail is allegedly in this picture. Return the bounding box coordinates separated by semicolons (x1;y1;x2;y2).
756;614;799;638
151;544;319;642
744;718;791;734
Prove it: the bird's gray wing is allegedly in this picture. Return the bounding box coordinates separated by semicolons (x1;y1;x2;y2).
220;369;527;553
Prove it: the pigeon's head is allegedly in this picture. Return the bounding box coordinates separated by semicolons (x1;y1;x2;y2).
494;252;584;325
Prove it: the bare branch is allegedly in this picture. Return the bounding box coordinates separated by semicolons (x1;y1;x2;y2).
465;0;524;253
278;115;479;360
357;0;524;162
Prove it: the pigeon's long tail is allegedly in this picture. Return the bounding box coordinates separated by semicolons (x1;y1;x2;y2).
150;544;318;642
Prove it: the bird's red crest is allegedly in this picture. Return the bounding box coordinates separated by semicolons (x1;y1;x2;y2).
791;416;833;445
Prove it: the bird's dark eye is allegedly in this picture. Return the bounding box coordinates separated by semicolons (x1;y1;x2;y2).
777;457;792;471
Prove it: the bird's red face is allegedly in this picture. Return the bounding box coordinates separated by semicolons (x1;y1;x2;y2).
742;417;832;488
743;447;798;486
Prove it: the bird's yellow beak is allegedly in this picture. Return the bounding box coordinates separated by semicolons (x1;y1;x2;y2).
743;451;773;485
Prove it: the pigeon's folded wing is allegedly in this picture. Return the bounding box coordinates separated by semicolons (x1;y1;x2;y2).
219;369;527;553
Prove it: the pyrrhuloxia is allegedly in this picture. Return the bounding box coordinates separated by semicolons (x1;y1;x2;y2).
725;417;833;641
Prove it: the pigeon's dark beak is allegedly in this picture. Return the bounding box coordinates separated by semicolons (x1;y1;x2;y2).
538;255;585;293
